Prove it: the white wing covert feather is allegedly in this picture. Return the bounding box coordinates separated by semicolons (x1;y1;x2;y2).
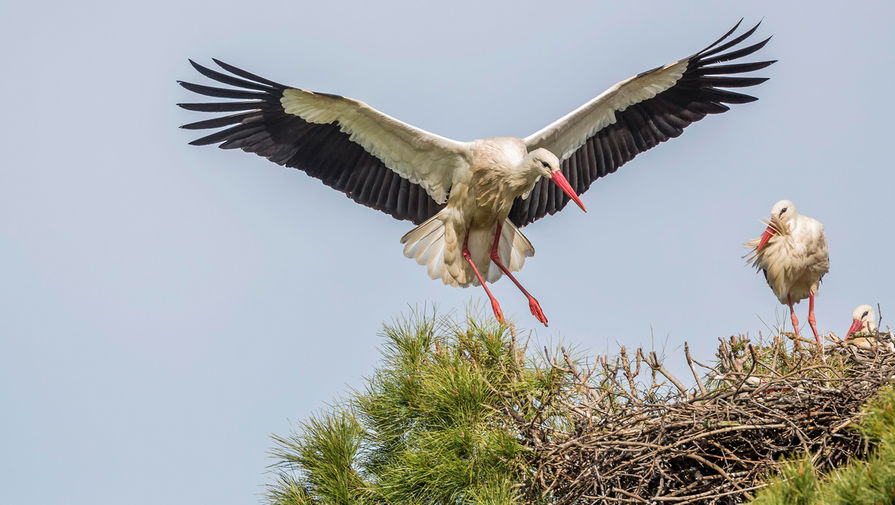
281;90;472;204
523;59;689;160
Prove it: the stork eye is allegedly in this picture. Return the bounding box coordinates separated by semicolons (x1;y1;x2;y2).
540;160;549;168
862;311;869;319
779;207;788;216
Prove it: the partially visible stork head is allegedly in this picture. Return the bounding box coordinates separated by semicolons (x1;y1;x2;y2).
770;200;797;222
526;148;586;212
847;304;878;339
757;199;797;252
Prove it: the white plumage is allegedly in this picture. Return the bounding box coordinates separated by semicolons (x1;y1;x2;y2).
281;89;467;204
400;204;535;286
747;200;830;346
848;304;878;336
845;305;891;351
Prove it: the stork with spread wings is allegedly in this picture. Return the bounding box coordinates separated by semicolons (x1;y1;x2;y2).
179;20;774;326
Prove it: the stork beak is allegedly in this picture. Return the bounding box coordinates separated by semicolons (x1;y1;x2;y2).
550;170;586;212
756;225;776;252
846;319;864;340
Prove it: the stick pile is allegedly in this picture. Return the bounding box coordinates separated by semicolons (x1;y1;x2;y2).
507;330;895;504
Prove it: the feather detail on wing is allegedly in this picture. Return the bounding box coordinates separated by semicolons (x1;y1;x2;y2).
511;20;775;226
178;60;473;224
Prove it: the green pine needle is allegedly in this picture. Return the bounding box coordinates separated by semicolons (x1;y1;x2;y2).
267;311;529;505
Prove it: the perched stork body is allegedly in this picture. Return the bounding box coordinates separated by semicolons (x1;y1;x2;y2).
845;305;891;351
179;21;774;326
847;304;878;338
747;200;830;346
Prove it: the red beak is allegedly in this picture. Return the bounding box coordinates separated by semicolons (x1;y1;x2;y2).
550;170;586;212
757;225;776;252
846;319;864;340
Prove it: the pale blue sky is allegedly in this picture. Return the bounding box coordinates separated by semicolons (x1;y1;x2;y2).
2;1;893;504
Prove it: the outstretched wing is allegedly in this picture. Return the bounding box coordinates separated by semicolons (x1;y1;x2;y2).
178;60;473;224
510;20;775;226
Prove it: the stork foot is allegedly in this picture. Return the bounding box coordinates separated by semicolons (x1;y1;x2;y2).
490;299;506;325
528;296;548;327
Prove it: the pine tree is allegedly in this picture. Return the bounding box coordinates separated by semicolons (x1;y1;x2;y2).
266;312;562;505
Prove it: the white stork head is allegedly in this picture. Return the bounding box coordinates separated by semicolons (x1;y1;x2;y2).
525;148;586;212
757;199;797;252
847;304;878;339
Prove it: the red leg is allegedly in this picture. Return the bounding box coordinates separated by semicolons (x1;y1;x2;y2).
463;233;504;324
787;295;800;336
808;292;823;358
787;294;801;350
489;222;548;326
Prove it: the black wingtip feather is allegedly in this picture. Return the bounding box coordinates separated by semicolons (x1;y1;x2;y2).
177;101;266;112
700;88;759;104
700;76;770;88
178;80;267;100
698;19;744;55
696;60;776;76
189;124;267;146
180;111;257;130
212;59;287;89
187;59;274;92
698;36;773;66
697;21;762;60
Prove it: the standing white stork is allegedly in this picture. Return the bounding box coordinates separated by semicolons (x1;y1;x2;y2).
746;200;830;347
179;21;774;326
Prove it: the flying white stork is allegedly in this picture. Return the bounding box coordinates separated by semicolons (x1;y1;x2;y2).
746;200;830;347
179;20;774;326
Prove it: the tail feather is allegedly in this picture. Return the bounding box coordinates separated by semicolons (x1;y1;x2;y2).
426;242;446;280
401;214;442;264
507;221;534;271
411;227;444;266
401;214;448;281
401;214;535;287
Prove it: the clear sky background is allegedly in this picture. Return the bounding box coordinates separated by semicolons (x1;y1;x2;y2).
2;1;893;504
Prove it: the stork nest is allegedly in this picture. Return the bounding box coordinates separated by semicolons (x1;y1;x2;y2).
504;329;895;504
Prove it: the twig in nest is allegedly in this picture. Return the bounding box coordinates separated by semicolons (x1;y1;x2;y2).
647;351;689;397
684;343;707;396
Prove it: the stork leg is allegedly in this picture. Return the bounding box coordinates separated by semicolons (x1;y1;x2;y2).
463;233;505;324
489;222;548;327
807;292;824;359
787;294;801;350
